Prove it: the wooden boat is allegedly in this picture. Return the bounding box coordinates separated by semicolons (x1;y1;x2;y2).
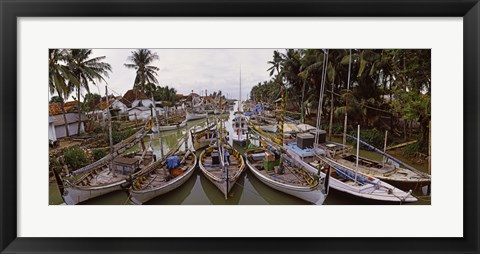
186;111;208;121
129;148;197;205
190;122;228;151
284;142;418;203
318;138;431;192
199;142;245;199
156;119;187;132
63;149;155;205
245;147;328;205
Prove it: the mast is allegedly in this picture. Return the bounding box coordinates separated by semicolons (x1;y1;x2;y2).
355;125;360;183
152;93;164;159
343;49;352;147
238;67;242;112
105;86;115;177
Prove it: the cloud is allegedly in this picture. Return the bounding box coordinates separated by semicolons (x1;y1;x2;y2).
86;48;278;100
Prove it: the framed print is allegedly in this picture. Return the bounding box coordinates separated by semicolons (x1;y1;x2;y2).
1;0;479;253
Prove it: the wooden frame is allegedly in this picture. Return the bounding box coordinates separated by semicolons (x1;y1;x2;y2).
1;0;478;253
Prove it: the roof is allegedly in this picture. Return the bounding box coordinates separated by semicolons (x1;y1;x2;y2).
122;89;149;107
48;103;63;116
96;99;115;110
51;112;87;126
128;106;150;112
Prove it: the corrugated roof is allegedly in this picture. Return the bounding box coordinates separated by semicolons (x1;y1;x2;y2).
51;112;87;126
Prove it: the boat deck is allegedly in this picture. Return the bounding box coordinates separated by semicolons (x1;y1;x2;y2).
78;167;128;186
136;154;195;190
202;152;241;179
248;155;314;187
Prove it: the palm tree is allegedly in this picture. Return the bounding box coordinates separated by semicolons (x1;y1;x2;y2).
124;49;160;94
66;49;112;134
49;49;77;137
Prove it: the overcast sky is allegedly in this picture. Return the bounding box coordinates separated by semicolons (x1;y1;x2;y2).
82;48;280;101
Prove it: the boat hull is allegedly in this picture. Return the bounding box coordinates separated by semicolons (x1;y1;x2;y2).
285;147;417;203
129;157;197;205
63;179;129;205
246;160;326;205
157;121;187;132
186;112;208;121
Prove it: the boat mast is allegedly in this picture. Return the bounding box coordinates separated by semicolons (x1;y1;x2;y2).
314;49;329;146
239;67;242;112
355;125;360;183
382;130;388;167
152;93;164;159
105;86;115;177
343;49;352;147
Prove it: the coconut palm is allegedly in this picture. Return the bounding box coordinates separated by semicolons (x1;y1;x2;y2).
49;49;77;137
124;49;160;94
66;49;112;134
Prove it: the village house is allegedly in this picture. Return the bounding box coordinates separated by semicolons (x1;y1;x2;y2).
49;102;87;138
48;116;57;146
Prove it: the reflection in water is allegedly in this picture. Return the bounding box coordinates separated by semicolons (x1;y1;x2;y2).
78;102;429;205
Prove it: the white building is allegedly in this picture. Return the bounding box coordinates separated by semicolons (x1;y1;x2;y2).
128;106;152;121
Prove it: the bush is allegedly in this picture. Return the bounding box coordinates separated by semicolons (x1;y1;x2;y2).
49;156;62;174
63;147;88;170
349;128;385;148
110;128;136;144
92;148;108;161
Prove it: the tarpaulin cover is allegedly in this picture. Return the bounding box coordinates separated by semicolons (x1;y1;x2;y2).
166;156;181;169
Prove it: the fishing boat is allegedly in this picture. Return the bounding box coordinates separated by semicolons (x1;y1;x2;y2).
156;119;187;132
317;137;431;192
245;147;328;204
186;91;208;121
63;147;155;205
199;119;245;199
190;121;218;151
128;139;197;205
232;69;248;146
283;138;418;202
186;111;208;121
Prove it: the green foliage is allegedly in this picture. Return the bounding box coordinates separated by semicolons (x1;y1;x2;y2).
402;142;421;156
350;128;385;148
92;149;108;161
63;147;88;170
49;156;63;173
49;96;64;104
110;129;136;144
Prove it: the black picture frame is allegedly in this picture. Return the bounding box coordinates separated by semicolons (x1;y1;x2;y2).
1;0;478;253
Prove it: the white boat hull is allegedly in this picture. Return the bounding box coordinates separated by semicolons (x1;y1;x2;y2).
63;180;128;205
246;160;326;205
285;147;417;203
186;112;208;121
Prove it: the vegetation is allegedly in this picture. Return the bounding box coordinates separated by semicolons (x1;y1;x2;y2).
92;148;108;161
63;147;89;170
250;49;431;154
124;49;160;95
111;128;136;145
49;95;64;104
48;49;112;137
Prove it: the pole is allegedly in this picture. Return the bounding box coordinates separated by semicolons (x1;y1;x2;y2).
354;124;360;183
106;86;115;177
343;49;352;147
382;130;388;167
152;94;164;159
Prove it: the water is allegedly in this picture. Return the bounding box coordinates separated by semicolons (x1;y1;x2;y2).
54;102;431;205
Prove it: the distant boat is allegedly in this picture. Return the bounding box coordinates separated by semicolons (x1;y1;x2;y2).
155;119;187;132
186;111;208;121
190;122;227;151
232;111;248;146
199;127;245;199
128;146;197;205
245;147;328;205
232;68;248;146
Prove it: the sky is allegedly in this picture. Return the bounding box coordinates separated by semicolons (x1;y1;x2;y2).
80;48;280;101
